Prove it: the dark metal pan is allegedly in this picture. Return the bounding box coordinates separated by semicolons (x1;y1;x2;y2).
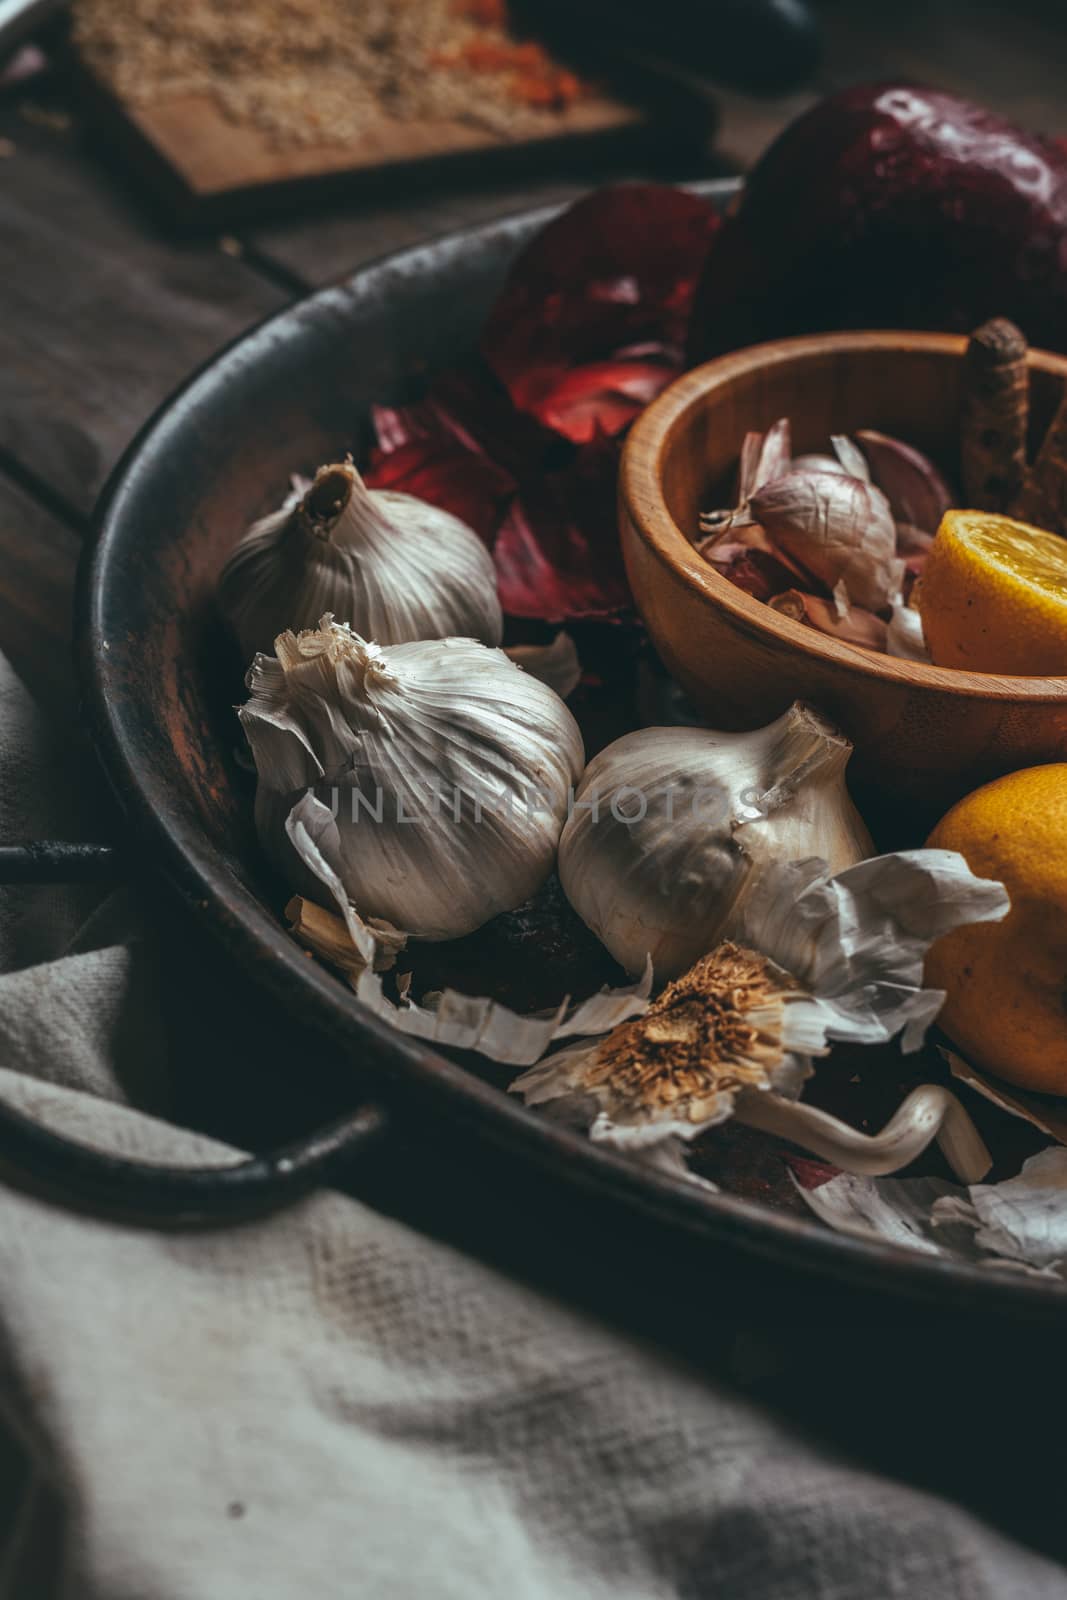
4;182;1064;1317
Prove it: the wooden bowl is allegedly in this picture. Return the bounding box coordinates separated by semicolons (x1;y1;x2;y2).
619;331;1067;824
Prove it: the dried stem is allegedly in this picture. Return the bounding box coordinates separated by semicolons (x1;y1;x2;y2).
301;463;354;532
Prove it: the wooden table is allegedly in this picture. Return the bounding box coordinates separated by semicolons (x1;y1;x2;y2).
5;3;1067;1566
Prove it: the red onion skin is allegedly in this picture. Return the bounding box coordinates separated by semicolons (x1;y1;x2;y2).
689;84;1067;361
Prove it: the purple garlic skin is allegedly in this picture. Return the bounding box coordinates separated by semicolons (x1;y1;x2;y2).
705;418;793;535
750;468;901;611
856;429;954;533
741;417;792;498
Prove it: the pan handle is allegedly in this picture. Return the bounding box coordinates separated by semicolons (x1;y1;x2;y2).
0;1093;390;1225
0;842;122;883
0;838;390;1223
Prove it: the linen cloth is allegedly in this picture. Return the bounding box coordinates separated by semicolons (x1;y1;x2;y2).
0;647;1065;1600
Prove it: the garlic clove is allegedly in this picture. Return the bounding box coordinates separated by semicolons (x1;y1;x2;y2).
856;429;954;533
750;468;903;612
241;616;584;943
558;703;873;980
219;460;503;660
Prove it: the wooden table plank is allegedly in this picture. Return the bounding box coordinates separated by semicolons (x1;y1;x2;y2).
0;475;79;720
0;95;290;517
248;170;626;289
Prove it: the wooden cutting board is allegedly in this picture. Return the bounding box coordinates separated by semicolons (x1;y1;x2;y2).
71;52;707;225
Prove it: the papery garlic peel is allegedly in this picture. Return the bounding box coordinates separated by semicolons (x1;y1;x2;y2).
558;703;873;979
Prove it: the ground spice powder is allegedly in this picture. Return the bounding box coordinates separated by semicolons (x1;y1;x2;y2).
72;0;587;150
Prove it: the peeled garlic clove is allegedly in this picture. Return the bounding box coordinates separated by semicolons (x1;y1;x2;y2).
558;703;873;980
240;616;583;942
750;469;902;612
856;429;954;533
218;460;503;661
769;589;889;651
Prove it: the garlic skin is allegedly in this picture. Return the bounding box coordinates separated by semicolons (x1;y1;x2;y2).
558;704;873;979
240;616;583;942
886;602;929;661
750;469;903;611
699;417;791;537
769;589;889;650
519;850;1008;1171
829;434;871;481
219;461;503;660
504;631;581;699
855;429;953;533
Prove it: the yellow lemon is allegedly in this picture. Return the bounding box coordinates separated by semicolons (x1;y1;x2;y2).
918;510;1067;674
926;764;1067;1094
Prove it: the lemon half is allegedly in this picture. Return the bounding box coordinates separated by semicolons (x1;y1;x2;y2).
919;510;1067;675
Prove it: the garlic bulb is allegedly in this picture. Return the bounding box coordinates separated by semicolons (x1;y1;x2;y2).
240;616;583;941
219;461;503;660
558;703;873;979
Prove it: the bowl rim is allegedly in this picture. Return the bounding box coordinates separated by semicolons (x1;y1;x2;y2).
620;329;1067;702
